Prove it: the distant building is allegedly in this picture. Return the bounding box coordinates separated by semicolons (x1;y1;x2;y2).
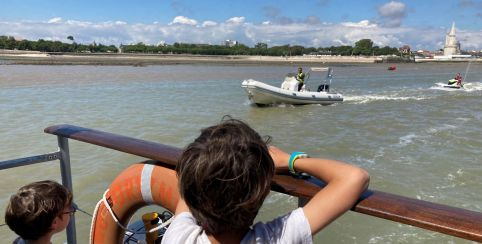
399;45;411;55
443;22;461;56
431;22;471;60
224;40;238;47
416;50;433;58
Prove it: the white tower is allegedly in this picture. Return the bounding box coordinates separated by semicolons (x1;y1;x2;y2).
443;22;460;56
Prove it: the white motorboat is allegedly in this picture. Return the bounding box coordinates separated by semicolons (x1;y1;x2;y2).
241;67;343;106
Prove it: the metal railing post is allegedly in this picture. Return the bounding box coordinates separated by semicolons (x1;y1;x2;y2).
58;136;76;244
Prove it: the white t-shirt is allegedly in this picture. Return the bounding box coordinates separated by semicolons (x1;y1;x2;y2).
161;208;312;244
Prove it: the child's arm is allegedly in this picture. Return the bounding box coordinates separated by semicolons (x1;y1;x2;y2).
269;146;370;235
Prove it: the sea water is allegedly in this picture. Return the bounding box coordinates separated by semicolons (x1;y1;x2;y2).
1;63;482;243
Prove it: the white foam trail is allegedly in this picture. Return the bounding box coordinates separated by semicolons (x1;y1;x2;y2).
462;82;482;91
436;169;466;190
345;94;427;104
399;134;417;146
396;124;458;148
426;124;457;134
429;82;462;91
430;81;482;92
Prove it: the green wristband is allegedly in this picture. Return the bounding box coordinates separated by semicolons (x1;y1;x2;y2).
288;151;308;174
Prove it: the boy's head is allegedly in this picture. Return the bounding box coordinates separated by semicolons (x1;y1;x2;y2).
177;118;274;234
5;180;73;240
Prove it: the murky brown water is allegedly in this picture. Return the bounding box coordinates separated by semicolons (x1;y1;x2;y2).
1;63;482;243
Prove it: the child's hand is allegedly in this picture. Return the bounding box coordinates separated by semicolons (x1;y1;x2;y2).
269;146;290;173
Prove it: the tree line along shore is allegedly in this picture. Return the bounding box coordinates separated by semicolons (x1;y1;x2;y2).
3;36;481;65
1;36;413;65
0;36;400;56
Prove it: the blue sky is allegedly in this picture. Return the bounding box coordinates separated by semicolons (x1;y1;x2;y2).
1;0;482;50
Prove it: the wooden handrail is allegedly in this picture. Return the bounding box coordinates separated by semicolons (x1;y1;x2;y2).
44;124;482;242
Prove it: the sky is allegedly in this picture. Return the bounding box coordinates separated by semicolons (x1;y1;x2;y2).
1;0;482;51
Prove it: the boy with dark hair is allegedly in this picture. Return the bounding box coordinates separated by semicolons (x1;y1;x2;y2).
163;118;369;243
5;180;74;244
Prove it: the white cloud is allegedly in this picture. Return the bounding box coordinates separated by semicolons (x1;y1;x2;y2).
169;16;197;26
0;17;481;51
378;1;407;27
202;20;217;27
47;17;63;24
226;17;245;25
341;20;377;28
452;30;482;50
65;20;92;27
378;1;406;18
305;16;320;25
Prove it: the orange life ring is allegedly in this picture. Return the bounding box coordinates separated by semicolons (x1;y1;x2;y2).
90;162;180;243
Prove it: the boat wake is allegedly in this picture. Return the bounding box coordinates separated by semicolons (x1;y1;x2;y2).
397;123;458;147
430;82;482;92
344;94;427;104
462;82;482;91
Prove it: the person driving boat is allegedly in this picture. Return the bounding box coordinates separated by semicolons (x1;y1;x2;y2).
296;67;305;91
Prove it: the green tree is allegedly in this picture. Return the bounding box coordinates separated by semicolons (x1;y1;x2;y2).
252;42;267;55
254;42;268;49
17;40;32;50
0;36;9;49
355;39;373;49
353;39;374;56
5;36;17;49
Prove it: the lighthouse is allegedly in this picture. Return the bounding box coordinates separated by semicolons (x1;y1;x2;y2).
443;22;461;56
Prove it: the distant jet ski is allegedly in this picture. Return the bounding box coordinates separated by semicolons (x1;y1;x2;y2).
443;78;463;89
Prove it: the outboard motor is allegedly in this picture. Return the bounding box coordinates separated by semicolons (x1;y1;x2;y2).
317;67;333;92
317;84;329;92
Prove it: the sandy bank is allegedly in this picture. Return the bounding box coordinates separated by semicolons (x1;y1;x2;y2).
0;52;382;65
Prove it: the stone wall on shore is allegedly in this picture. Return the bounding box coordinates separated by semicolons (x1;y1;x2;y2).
0;51;383;65
2;50;480;65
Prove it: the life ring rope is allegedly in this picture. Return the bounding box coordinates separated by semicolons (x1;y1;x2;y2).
101;189;133;232
89;195;101;244
90;163;177;243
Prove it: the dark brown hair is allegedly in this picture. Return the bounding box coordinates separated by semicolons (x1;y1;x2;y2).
176;118;274;234
5;180;73;240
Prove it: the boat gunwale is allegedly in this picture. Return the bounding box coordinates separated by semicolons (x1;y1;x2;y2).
44;124;482;242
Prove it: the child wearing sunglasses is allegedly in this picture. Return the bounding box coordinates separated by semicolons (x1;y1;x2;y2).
5;180;74;244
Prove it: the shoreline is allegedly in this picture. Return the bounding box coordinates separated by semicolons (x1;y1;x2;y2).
1;50;481;66
0;50;382;66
